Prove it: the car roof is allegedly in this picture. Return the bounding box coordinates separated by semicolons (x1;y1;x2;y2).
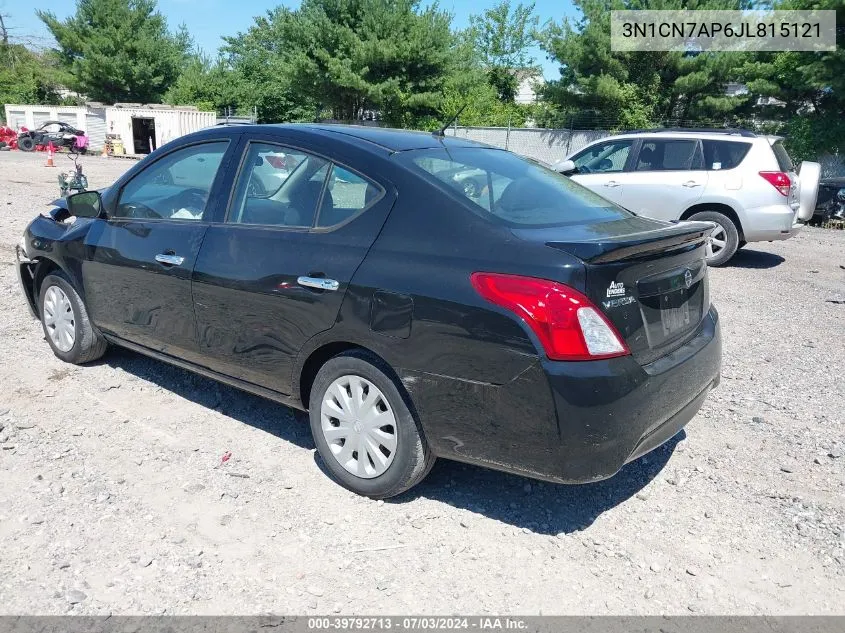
591;130;761;144
235;123;492;153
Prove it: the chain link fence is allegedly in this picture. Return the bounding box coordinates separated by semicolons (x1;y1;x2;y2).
444;126;612;165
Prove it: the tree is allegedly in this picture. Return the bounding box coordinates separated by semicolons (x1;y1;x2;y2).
469;1;539;101
224;0;453;126
164;54;243;114
437;26;531;128
38;0;191;104
538;0;753;129
739;0;845;160
0;43;66;108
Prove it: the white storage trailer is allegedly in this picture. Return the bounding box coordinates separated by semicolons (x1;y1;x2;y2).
3;103;215;156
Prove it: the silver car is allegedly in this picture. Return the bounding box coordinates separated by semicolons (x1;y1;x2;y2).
554;129;820;265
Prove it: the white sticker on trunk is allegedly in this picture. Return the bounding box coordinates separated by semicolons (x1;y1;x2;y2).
606;281;626;297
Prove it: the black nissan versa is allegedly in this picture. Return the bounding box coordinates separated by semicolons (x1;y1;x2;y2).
15;124;721;498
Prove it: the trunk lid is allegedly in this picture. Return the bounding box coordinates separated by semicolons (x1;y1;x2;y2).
512;217;712;365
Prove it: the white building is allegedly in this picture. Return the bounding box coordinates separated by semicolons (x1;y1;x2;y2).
3;103;215;156
514;69;545;105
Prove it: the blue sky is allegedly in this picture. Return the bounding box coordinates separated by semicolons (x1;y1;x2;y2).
4;0;578;80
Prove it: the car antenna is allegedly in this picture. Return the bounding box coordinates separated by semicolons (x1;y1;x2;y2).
433;104;467;138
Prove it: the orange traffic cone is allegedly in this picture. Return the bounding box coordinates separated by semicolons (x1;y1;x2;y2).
45;142;55;167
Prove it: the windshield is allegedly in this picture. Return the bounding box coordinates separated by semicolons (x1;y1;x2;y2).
398;147;631;228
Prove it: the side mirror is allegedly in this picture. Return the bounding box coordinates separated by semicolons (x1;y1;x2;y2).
66;191;103;218
553;159;576;175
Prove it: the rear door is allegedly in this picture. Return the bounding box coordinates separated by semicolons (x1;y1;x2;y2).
83;139;236;360
191;137;396;395
568;139;634;206
621;138;708;220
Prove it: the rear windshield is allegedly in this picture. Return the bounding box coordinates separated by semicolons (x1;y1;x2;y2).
398;148;631;227
771;141;795;172
701;140;751;170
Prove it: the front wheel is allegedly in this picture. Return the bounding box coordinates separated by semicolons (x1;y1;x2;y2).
18;136;35;152
689;211;740;266
38;272;108;364
309;350;435;498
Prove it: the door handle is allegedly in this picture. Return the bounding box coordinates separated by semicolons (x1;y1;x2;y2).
155;253;185;266
682;181;702;188
603;181;620;188
297;276;339;291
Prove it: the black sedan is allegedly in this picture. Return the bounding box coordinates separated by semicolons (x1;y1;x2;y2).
15;124;721;498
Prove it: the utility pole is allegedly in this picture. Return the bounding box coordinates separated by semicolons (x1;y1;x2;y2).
0;13;9;45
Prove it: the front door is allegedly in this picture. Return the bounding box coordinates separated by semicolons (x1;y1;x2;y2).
191;139;395;395
568;138;634;207
82;140;234;360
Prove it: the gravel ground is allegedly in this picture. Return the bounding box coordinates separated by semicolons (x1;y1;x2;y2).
0;151;843;615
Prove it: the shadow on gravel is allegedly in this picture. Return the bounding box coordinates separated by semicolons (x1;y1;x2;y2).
728;248;785;269
100;347;314;450
102;347;681;534
388;430;683;535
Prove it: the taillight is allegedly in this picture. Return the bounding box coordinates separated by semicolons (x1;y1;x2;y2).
470;272;630;361
759;171;791;196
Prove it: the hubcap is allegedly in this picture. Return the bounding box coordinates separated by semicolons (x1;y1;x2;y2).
705;224;727;259
320;375;397;479
43;285;75;352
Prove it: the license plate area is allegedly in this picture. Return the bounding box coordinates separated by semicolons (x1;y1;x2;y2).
660;296;691;336
638;285;702;350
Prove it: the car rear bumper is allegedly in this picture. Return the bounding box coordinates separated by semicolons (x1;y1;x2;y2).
403;307;721;484
741;203;801;242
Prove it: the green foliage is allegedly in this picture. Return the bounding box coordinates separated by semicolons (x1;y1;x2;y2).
469;0;538;69
538;0;754;129
467;1;539;103
163;54;243;114
0;44;67;110
38;0;191;104
224;0;453;126
740;0;845;159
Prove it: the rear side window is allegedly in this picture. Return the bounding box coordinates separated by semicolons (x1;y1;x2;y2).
635;140;702;171
771;141;795;172
228;142;330;227
701;140;751;170
316;166;384;228
400;148;631;227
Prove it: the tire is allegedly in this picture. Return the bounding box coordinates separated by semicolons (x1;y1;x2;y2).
18;136;35;152
689;211;740;266
737;240;747;249
38;272;108;364
309;350;435;498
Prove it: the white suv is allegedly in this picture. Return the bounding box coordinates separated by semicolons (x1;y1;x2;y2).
553;129;820;265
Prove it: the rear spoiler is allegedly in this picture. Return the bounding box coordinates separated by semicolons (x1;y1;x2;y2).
546;221;713;264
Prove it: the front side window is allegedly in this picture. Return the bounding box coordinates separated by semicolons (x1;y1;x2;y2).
401;148;632;227
116;141;229;221
571;140;633;174
229;142;330;227
635;140;702;171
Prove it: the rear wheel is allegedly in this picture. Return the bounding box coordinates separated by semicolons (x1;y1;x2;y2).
308;350;435;498
38;272;107;364
689;211;740;266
